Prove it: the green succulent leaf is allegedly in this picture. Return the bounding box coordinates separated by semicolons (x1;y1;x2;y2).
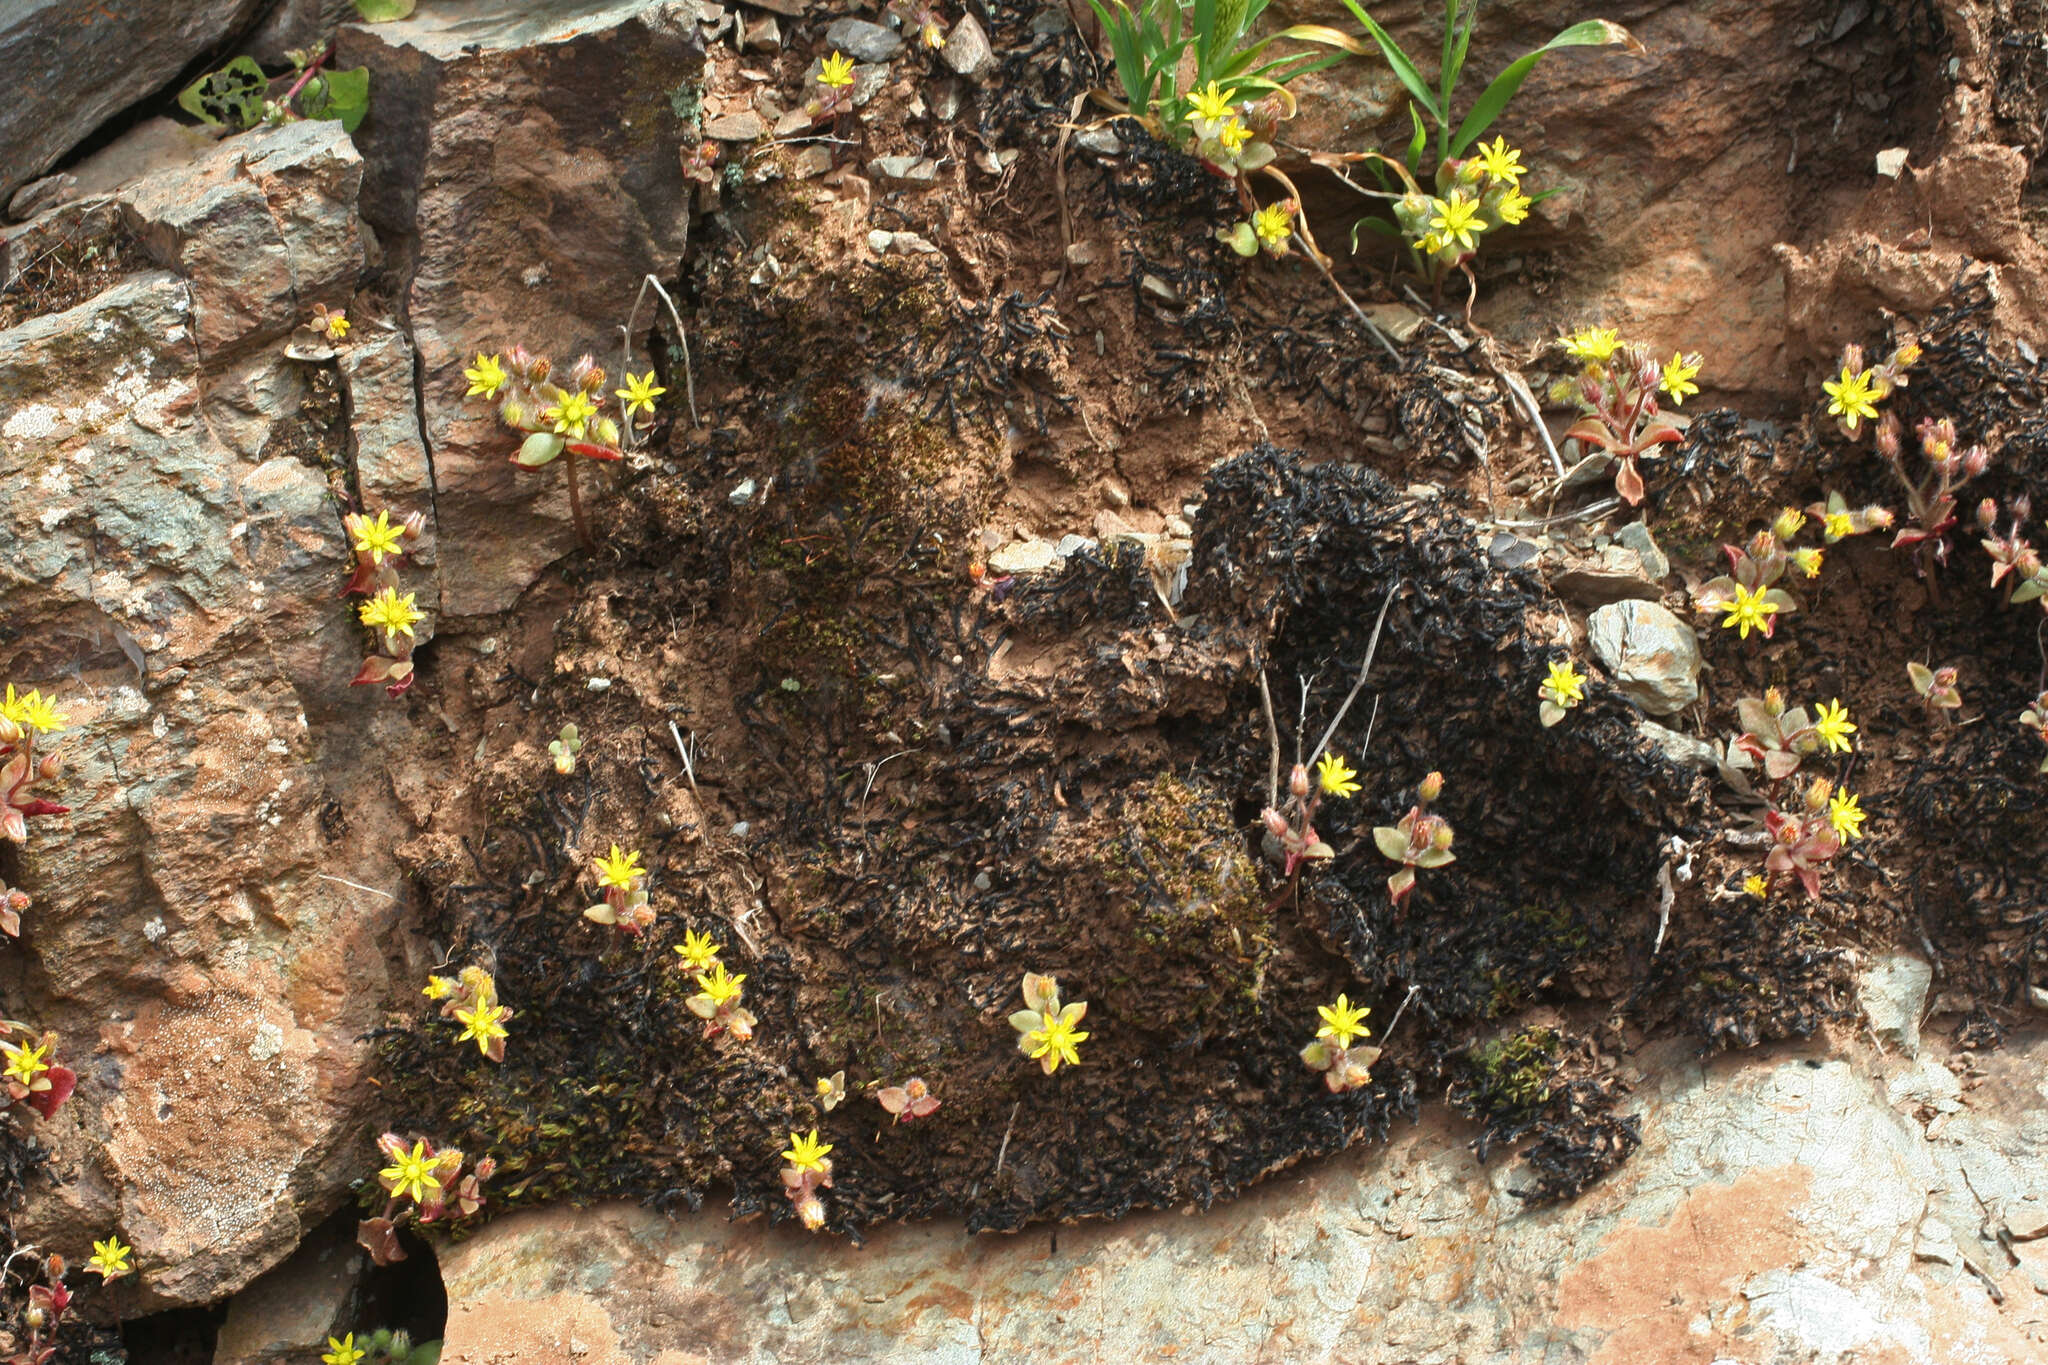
353;0;418;20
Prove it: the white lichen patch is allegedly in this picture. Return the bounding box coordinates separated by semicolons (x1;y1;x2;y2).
2;403;66;446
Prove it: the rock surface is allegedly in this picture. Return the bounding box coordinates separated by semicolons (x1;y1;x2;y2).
1587;599;1702;715
434;1030;2048;1364
0;118;419;1314
0;0;266;208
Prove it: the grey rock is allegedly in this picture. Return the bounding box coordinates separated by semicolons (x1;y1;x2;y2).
868;155;938;186
789;145;834;179
436;1034;2048;1364
1857;954;1932;1054
745;0;806;14
0;0;265;207
1637;719;1719;769
729;477;758;506
824;17;904;61
867;229;939;256
213;1221;363;1365
1588;600;1701;715
705;110;768;141
1548;543;1665;606
242;0;357;66
1075;126;1126;158
940;13;994;77
1487;531;1542;570
7;118;218;223
1056;534;1096;557
1613;519;1671;580
743;13;781;49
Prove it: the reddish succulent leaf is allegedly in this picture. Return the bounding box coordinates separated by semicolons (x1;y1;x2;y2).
566;442;624;462
357;1217;406;1265
26;1066;74;1119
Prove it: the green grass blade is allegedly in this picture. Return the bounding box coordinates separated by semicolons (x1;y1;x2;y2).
1448;20;1639;158
1336;0;1442;127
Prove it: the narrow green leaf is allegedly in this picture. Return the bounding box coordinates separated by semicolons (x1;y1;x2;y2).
1404;100;1427;172
1448;20;1640;158
1336;0;1440;127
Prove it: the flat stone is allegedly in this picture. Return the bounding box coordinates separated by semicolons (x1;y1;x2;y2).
1637;720;1719;770
744;0;805;15
1360;302;1426;344
1587;600;1701;716
213;1221;362;1365
1075;127;1125;158
704;110;767;141
743;14;781;49
1487;532;1542;570
988;539;1059;575
1613;519;1671;580
789;145;833;178
2005;1196;2048;1241
940;13;995;77
1549;544;1666;606
1857;954;1933;1055
868;155;937;186
824;17;904;62
867;229;939;255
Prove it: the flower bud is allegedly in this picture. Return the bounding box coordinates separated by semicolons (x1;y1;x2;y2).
1864;506;1895;530
25;1305;44;1331
2015;494;2032;523
402;510;427;540
1963;445;1989;478
1804;777;1832;812
37;754;59;780
500;397;528;429
1979;498;2000;530
1289;764;1310;799
571;354;604;392
796;1191;826;1230
1875;413;1902;460
595;417;621;446
1418;771;1443;804
1429;822;1454;852
526;356;550;384
1771;507;1806;541
1263;808;1290;839
0;716;19;746
1841;343;1866;374
4;892;28;912
1763;686;1785;715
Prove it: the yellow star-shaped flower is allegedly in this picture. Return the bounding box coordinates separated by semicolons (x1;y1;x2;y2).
324;1334;367;1365
1252;201;1294;251
1472;136;1526;186
1025;1004;1089;1072
1791;547;1824;578
1539;659;1587;709
1823;511;1854;542
1316;993;1372;1048
1217;118;1252;154
615;370;666;419
1427;195;1485;254
1315;752;1360;799
818;51;856;88
1187;81;1237;124
1827;790;1866;841
88;1235;132;1281
323;312;350;341
1495;190;1532;226
593;843;644;890
454;1001;510;1056
543;390;598;437
1562;327;1621;363
782;1128;834;1173
378;1140;443;1205
463;352;508;399
1659;352;1701;406
422;974;454;1000
1812;699;1856;753
2;685;67;735
694;962;746;1008
351;509;406;566
358;587;424;641
1822;365;1881;427
1718;582;1779;639
1;1039;49;1088
672;928;722;973
1742;874;1768;899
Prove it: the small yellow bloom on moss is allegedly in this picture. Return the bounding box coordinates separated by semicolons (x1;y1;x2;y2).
1024;1005;1089;1072
782;1128;833;1172
1316;993;1372;1047
323;1334;367;1365
672;928;721;973
1495;190;1532;226
1;1040;48;1089
88;1235;133;1281
593;844;644;890
455;1001;510;1055
1827;790;1867;841
1718;582;1779;639
1562;327;1621;364
1822;365;1881;426
1743;874;1768;899
1539;659;1587;709
1812;699;1856;753
351;509;406;566
695;962;746;1008
1791;547;1824;577
1659;352;1701;405
1217;117;1252;154
464;353;507;398
544;390;598;437
1315;752;1360;799
1473;136;1526;186
379;1140;442;1205
615;370;665;419
358;587;423;641
818;51;856;88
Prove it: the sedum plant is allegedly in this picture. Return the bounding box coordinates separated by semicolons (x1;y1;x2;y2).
1536;657;1587;727
341;507;427;698
1821;338;1918;439
686;962;757;1041
1871;412;1988;589
1551;328;1700;506
465;348;646;550
1694;507;1882;644
0;685;69;845
357;1134;495;1266
1008;972;1090;1074
423;966;512;1063
877;1076;940;1122
2018;692;2048;771
1300;993;1378;1092
780;1129;835;1231
548;724;583;776
1373;770;1454;907
0;1022;75;1122
1727;691;1855;784
586;843;653;933
1907;661;1962;723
